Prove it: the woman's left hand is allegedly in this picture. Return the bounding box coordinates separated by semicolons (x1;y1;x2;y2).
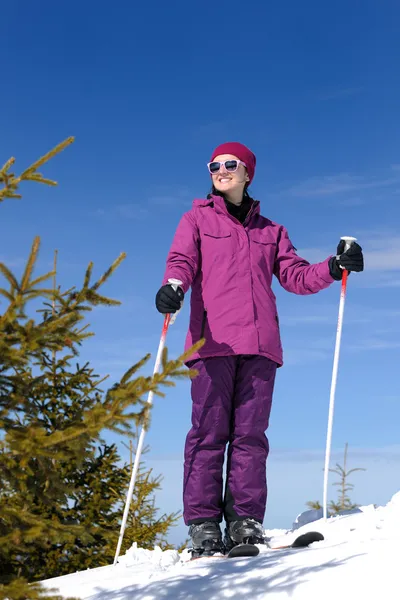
329;240;364;280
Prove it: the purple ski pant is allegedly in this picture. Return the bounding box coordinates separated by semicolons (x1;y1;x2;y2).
183;355;277;525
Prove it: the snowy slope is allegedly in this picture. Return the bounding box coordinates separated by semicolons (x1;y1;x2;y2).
41;491;400;600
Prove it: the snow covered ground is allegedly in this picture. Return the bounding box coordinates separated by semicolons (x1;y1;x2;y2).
41;491;400;599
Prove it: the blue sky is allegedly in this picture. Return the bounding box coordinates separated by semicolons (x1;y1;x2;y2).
1;1;400;545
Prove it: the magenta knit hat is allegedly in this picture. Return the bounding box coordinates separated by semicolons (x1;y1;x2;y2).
210;142;256;184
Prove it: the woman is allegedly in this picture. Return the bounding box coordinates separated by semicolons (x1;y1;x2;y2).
155;142;364;557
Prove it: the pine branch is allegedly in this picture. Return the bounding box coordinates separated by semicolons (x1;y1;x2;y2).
306;500;322;510
0;578;79;600
91;253;127;291
0;262;19;290
346;467;366;476
21;237;41;291
0;137;74;203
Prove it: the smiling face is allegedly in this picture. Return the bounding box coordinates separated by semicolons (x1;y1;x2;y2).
210;153;250;197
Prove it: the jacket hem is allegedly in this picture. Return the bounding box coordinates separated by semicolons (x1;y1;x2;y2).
184;348;283;368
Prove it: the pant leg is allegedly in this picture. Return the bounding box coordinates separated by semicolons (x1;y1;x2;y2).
224;355;277;523
183;356;236;525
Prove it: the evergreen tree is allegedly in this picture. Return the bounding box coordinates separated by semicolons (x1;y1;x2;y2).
0;140;202;599
328;442;366;514
305;443;366;516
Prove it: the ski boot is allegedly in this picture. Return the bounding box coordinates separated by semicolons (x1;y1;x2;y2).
224;518;267;551
188;521;225;559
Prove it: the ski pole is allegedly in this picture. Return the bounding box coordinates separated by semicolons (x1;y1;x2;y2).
322;237;357;521
113;278;183;565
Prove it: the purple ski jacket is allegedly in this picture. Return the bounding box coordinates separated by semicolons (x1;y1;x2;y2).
162;195;335;366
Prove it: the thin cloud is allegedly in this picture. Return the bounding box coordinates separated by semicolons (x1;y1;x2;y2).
146;444;400;465
364;236;400;271
148;195;185;207
283;315;333;325
116;205;149;219
336;196;366;207
348;338;400;352
145;184;192;208
284;173;399;198
270;444;400;464
364;251;400;271
283;347;330;366
295;246;332;263
191;120;241;143
317;86;364;101
281;308;400;364
297;234;400;273
92;205;149;220
373;276;400;288
282;308;374;327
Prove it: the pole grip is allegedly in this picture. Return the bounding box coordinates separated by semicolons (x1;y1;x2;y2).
342;235;357;250
337;236;357;269
167;278;183;325
168;278;182;292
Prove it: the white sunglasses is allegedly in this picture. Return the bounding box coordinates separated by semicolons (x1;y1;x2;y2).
207;159;247;174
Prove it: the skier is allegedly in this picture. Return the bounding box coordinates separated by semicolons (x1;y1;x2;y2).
155;142;364;557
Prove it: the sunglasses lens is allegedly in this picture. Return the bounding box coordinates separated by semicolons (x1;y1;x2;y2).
209;162;221;173
225;160;238;171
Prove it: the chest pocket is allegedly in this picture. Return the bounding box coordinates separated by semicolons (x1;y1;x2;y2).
201;229;233;258
249;229;277;271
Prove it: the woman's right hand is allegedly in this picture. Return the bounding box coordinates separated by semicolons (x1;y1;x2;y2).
155;284;184;314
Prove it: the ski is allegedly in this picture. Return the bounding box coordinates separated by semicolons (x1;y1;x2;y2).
227;543;260;558
189;531;324;560
269;530;324;550
226;530;324;558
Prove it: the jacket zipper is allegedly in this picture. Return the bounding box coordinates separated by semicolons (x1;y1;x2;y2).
243;201;258;228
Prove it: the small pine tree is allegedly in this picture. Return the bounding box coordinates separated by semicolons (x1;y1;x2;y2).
305;443;366;515
305;500;322;510
328;442;366;513
118;437;184;553
0;140;202;599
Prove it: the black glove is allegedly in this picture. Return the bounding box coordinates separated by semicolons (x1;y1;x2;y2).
155;283;184;314
329;240;364;280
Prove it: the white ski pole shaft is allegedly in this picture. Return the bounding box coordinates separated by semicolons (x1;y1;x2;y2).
323;237;357;521
113;278;183;565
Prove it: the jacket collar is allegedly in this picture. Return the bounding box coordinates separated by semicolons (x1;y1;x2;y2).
193;194;260;220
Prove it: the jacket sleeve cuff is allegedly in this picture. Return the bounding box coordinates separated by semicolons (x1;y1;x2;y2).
327;256;343;281
162;273;190;293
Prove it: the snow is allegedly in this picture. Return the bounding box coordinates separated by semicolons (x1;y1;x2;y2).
41;491;400;599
